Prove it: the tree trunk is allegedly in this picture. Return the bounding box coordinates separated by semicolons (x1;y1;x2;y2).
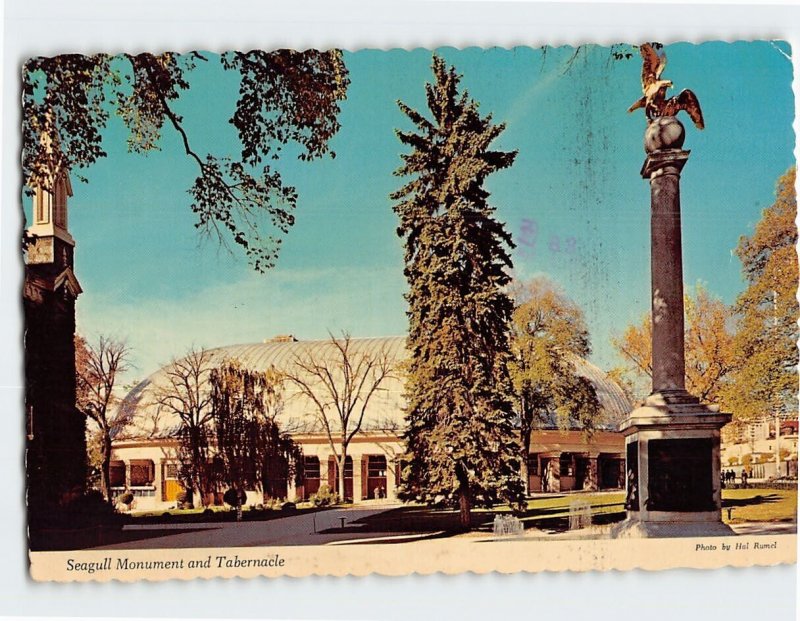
458;484;471;531
100;430;112;502
190;426;207;507
338;445;347;501
520;422;532;497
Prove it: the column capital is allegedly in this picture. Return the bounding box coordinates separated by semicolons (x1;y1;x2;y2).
641;148;690;179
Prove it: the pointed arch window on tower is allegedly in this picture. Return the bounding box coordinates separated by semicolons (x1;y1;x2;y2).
34;186;49;225
53;178;67;228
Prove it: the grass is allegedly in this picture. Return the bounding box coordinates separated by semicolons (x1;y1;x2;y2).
129;502;324;525
343;490;628;536
722;488;798;524
344;488;797;537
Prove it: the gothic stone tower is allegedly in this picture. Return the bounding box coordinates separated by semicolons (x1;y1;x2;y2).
24;165;86;513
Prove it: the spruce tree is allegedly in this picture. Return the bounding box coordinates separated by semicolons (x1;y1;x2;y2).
392;56;524;529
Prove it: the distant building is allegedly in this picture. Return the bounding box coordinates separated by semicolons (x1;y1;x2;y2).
112;337;630;511
721;417;799;479
24;160;85;510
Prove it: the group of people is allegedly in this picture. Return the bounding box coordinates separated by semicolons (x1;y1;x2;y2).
721;468;752;488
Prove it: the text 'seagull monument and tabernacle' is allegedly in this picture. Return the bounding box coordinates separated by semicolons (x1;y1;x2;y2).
614;44;733;538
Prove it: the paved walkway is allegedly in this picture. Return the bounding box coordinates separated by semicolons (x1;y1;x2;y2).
94;504;404;550
729;521;797;536
93;502;795;550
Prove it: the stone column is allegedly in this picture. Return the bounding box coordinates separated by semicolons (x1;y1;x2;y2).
645;144;689;394
386;459;398;499
547;456;561;493
352;455;364;503
584;455;599;491
286;455;298;502
613;117;732;538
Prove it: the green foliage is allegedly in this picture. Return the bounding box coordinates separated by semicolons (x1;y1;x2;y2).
84;426;104;489
223;488;246;508
210;360;301;501
392;56;524;526
724;167;799;422
508;278;601;492
509;278;601;432
309;484;339;507
22;50;349;272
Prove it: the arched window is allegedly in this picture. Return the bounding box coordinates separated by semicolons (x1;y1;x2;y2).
53;178;67;228
34;187;49;224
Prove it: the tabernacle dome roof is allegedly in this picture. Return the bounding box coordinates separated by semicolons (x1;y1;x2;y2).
116;336;631;440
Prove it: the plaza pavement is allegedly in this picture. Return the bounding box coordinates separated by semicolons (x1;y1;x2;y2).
93;503;407;550
92;502;795;550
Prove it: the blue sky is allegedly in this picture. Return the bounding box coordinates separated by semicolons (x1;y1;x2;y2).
42;42;794;384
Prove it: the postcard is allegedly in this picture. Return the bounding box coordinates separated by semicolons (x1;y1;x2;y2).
22;42;796;582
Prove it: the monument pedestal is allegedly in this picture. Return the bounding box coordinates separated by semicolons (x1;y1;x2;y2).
612;391;733;538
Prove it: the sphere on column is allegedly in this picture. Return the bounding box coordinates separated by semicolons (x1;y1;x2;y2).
644;116;685;153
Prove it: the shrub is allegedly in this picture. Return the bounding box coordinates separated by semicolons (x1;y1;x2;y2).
83;489;106;504
119;491;134;507
281;501;297;512
309;485;338;507
223;488;246;508
67;491;121;526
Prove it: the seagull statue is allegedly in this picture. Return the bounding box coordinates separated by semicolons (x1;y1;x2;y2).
628;43;705;130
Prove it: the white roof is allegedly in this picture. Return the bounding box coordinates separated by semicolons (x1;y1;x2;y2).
116;336;630;440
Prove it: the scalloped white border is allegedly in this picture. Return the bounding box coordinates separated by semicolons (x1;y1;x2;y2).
2;1;798;618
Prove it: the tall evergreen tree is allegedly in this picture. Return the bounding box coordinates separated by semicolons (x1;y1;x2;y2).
392;56;524;529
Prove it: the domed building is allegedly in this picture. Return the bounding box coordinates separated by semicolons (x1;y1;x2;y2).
109;336;630;511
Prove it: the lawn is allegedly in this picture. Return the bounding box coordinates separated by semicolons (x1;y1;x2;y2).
721;488;798;524
350;491;628;536
129;502;325;524
348;488;797;537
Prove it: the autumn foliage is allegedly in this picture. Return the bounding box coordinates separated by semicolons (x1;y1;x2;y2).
613;167;798;427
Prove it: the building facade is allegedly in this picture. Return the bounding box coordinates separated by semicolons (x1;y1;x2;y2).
721;418;799;479
111;337;630;511
24;166;86;511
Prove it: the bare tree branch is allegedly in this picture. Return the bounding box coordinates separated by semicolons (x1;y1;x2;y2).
284;333;394;500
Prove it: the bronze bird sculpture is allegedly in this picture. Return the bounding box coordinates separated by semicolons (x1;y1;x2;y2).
628;43;705;130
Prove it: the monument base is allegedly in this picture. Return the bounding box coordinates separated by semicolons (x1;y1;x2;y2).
612;516;735;538
613;391;732;539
